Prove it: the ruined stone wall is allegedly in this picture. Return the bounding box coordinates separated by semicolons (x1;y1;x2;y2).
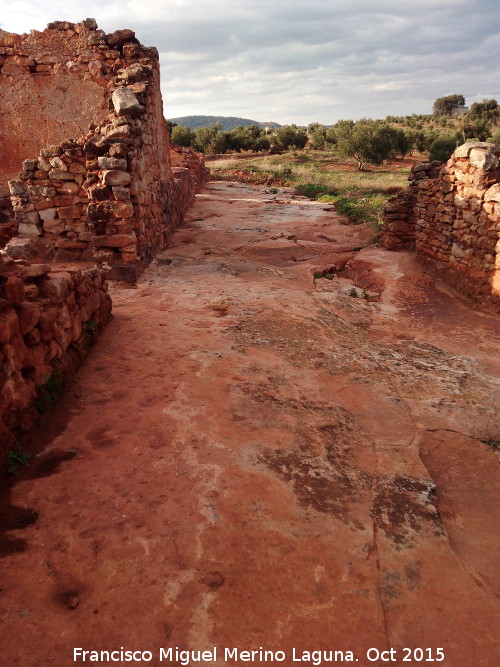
0;20;110;184
0;250;111;462
1;20;209;281
0;18;210;457
382;143;500;303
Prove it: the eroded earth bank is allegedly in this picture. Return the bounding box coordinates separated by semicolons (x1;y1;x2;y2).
1;181;499;666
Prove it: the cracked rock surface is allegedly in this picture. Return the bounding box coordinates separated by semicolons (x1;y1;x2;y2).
1;181;499;665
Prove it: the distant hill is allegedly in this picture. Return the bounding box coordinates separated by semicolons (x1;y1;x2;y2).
167;115;282;131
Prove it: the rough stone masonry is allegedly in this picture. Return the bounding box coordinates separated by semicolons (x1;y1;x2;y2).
0;19;209;458
382;142;500;305
0;18;209;281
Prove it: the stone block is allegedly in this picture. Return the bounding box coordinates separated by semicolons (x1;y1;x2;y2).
8;180;27;196
103;169;131;186
70;163;87;174
21;264;52;281
39;207;58;222
453;142;491;159
28;184;57;198
43;219;65;234
91;200;133;220
57;205;81;219
462;210;478;225
37;157;52;171
118;63;145;82
106;29;137;49
94;233;137;248
58;182;80;194
111;87;144;116
451;243;465;258
4;276;25;304
38;307;59;335
48;169;75;181
112;186;130;201
5;238;39;260
39;275;71;302
16;301;40;335
54;239;88;250
470;149;498;171
98;156;128;170
41;145;62;157
82;292;101;321
0;308;19;344
127;82;148;94
484;185;500;203
89;185;112;201
50;156;67;170
18;223;42;236
105;124;132;138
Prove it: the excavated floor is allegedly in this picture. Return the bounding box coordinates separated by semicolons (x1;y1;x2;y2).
1;181;499;666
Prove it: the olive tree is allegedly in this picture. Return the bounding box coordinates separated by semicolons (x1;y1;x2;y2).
192;123;227;154
335;119;400;170
270;124;308;153
170;125;195;148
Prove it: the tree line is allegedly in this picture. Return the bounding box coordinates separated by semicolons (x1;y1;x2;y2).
168;122;308;156
169;96;500;169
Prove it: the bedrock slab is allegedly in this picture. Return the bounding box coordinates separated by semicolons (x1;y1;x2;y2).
1;182;498;667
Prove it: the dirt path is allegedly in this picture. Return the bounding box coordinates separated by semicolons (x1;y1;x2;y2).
1;182;499;666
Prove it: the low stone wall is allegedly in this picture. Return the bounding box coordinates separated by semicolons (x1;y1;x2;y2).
382;143;500;303
0;251;111;463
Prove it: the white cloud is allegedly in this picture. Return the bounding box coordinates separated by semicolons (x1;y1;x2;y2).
0;0;498;124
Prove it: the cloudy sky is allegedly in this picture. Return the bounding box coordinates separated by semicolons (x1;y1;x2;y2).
1;0;499;125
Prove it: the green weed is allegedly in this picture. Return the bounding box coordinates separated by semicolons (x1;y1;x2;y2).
313;269;336;282
7;445;31;475
295;183;331;199
84;319;97;336
35;371;66;413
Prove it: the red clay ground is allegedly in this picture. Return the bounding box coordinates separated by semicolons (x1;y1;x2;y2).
1;181;499;666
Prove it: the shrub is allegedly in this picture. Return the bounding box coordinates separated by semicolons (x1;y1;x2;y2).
488;130;500;145
429;134;458;162
295;183;331;199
